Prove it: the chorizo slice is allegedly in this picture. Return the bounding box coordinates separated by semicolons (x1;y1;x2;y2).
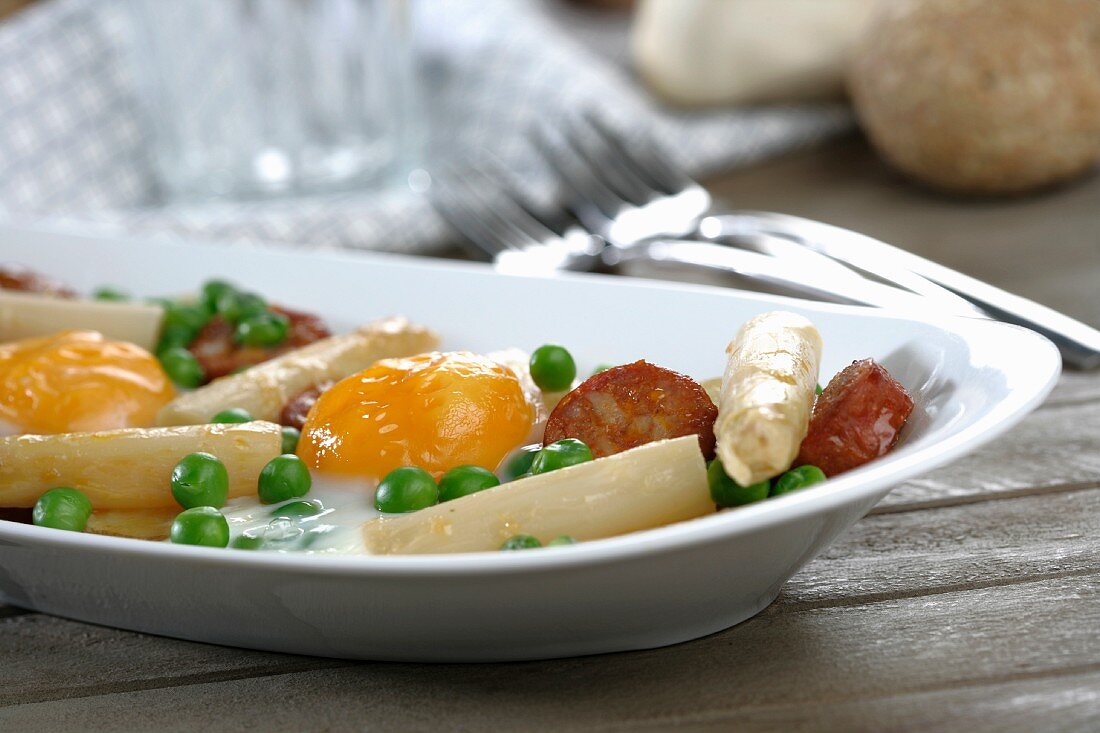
543;360;717;459
795;358;914;476
189;306;332;381
279;380;333;429
0;265;77;298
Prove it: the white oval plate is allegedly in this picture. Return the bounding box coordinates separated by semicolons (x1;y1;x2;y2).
0;224;1060;661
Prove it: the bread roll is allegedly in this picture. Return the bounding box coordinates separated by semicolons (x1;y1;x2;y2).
848;0;1100;195
633;0;881;105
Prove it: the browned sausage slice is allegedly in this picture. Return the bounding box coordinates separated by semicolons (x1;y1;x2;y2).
0;265;77;298
279;380;334;429
795;358;914;476
189;305;332;381
543;360;718;459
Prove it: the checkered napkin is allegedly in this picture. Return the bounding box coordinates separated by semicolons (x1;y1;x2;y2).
0;0;853;255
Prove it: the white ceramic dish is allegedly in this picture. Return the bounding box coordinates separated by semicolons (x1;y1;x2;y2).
0;224;1060;661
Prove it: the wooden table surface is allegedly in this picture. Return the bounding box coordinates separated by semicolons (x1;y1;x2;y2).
4;137;1100;732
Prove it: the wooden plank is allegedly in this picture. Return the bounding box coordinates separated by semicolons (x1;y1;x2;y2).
2;572;1098;731
877;399;1100;511
612;670;1100;732
1044;371;1100;408
0;614;346;707
782;487;1100;609
0;604;32;620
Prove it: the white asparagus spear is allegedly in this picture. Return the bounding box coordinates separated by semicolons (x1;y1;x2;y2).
86;508;177;540
156;316;439;426
715;310;823;486
363;435;711;555
0;290;164;350
700;377;722;406
0;421;281;510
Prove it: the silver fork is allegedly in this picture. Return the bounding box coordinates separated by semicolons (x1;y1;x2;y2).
532;114;1100;369
531;113;711;247
429;161;604;274
440;152;854;283
534;114;976;306
429;160;969;313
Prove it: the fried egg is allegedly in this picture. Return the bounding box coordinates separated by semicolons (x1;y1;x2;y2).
297;351;537;480
0;330;174;435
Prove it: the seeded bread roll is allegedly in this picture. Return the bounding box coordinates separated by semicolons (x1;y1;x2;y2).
848;0;1100;195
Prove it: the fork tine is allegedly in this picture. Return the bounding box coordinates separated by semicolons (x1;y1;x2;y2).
429;168;530;257
581;112;693;195
430;186;513;257
558;115;657;206
474;151;575;236
458;185;551;252
463;159;568;246
436;158;575;254
530;122;625;225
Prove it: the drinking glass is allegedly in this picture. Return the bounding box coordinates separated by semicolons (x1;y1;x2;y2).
127;0;419;200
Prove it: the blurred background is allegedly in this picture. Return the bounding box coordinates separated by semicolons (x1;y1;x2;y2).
1;0;1098;323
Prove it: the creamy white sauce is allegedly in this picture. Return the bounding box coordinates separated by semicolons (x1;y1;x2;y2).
220;476;382;554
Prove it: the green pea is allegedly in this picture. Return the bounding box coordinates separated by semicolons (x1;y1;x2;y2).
547;535;577;546
501;446;540;481
438;465;500;502
32;487;93;532
157;324;195;352
257;454;312;505
201;280;236;313
171;452;229;509
529;344;577;392
501;534;542;550
163;302;210;336
771;465;827;497
236;311;290;347
374;467;438;513
591;363;616;375
93;286;128;301
231;533;265;550
530;438;593;475
219;291;268;323
707;459;770;508
170;507;230;547
158;347;205;389
280;426;301;454
270;499;323;520
211;407;252;424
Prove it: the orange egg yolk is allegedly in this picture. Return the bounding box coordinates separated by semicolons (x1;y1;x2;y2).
298;351;535;480
0;330;175;434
